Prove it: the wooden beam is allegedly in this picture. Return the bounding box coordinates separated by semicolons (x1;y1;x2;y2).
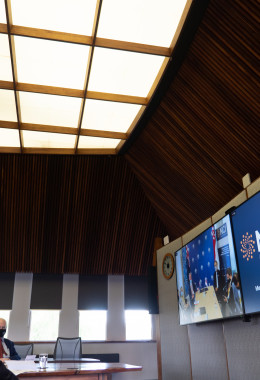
0;80;13;90
147;57;170;101
0;147;20;153
77;148;116;155
0;23;8;33
11;25;93;45
0;120;126;139
21;123;77;135
80;129;127;140
22;148;75;154
5;0;23;152
169;0;193;51
95;37;171;57
75;0;104;153
0;120;18;129
87;91;147;105
0;81;146;104
16;82;84;98
0;24;171;56
21;147;117;155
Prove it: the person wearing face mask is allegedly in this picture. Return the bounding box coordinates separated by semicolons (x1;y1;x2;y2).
0;318;20;361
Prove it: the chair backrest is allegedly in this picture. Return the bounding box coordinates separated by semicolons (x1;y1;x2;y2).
14;343;33;359
53;337;82;360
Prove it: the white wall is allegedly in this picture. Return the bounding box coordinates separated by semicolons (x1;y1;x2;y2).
6;273;158;380
157;178;260;380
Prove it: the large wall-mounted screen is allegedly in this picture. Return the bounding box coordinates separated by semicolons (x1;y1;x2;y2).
231;191;260;315
175;215;243;325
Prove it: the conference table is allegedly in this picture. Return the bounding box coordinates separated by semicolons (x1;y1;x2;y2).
193;285;222;322
17;361;143;380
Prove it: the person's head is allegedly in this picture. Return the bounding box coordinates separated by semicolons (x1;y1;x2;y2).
214;261;218;271
233;273;240;289
226;267;232;280
0;318;7;338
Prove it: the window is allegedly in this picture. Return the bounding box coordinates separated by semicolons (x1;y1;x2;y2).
29;310;60;341
0;310;10;337
79;310;107;340
125;310;152;340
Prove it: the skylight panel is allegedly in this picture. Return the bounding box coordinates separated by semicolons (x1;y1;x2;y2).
14;36;90;89
0;128;20;147
88;47;165;97
0;89;17;122
19;92;82;127
22;130;76;148
78;136;120;149
11;0;97;36
97;0;188;47
0;34;13;81
82;99;142;133
0;0;6;23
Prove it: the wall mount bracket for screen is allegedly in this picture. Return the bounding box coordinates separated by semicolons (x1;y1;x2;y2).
225;206;236;215
243;314;251;323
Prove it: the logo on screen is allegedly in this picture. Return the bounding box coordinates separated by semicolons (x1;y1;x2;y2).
240;232;256;261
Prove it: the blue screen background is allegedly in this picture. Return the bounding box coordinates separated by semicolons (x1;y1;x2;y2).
231;192;260;314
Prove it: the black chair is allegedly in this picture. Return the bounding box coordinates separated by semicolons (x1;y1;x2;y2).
14;343;33;359
53;337;82;360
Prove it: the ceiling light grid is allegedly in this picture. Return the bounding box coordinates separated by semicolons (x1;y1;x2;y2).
0;0;190;154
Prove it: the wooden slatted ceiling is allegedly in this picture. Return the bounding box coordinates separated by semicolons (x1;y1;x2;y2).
0;154;167;274
125;0;260;238
0;0;259;276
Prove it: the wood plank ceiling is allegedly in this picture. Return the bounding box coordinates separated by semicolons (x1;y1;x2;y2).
125;0;260;238
0;154;168;274
0;0;259;275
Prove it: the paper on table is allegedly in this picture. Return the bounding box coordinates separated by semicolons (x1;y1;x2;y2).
25;355;36;361
6;360;38;375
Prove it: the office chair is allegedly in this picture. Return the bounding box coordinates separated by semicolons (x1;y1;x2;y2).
53;337;82;360
14;343;33;359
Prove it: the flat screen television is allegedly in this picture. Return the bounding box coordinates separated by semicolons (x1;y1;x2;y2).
230;191;260;315
175;214;243;325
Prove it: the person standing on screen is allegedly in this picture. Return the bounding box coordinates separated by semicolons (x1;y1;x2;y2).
214;261;223;303
223;268;235;316
188;273;197;308
0;319;20;361
232;273;242;314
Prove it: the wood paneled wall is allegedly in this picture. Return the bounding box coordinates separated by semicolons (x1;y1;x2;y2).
125;0;260;238
0;154;167;274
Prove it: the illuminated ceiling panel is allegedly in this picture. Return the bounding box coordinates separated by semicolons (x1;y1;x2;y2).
82;99;143;133
22;130;76;148
78;136;120;149
11;0;97;36
19;92;82;127
0;0;6;23
0;128;20;147
97;0;188;47
0;0;191;153
0;1;6;23
0;89;17;122
88;47;165;97
14;36;90;89
0;34;13;81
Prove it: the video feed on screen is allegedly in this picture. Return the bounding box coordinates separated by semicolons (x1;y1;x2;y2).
175;215;243;325
231;191;260;315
